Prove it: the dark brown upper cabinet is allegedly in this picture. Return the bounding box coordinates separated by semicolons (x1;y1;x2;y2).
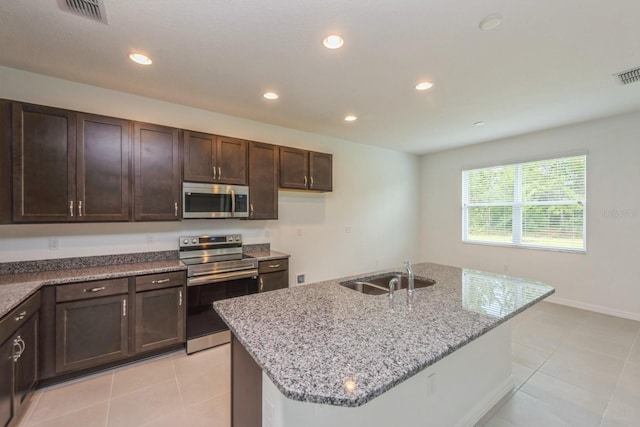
248;141;278;220
279;147;332;192
11;103;131;222
0;100;11;224
183;131;248;185
76;114;130;221
133;122;181;221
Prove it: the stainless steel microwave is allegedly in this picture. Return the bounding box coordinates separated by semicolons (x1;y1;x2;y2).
182;182;249;219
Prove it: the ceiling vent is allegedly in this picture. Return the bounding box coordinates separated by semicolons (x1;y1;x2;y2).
59;0;108;24
614;67;640;86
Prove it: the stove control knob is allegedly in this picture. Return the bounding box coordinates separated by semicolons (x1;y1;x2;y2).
192;238;198;244
182;239;189;245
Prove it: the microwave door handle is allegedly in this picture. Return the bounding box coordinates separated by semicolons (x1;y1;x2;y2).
230;189;236;217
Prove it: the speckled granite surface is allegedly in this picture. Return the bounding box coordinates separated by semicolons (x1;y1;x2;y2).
214;262;554;408
0;258;186;318
243;244;290;262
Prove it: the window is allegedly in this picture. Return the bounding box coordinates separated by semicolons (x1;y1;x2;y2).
462;155;586;252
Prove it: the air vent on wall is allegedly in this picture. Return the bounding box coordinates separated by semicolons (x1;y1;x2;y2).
60;0;108;24
614;67;640;85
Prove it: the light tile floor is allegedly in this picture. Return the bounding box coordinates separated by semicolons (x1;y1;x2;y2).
16;301;640;427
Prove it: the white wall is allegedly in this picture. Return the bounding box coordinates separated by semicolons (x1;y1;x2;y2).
419;111;640;320
0;66;421;285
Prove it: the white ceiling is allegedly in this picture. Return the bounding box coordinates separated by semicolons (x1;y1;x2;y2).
1;0;639;154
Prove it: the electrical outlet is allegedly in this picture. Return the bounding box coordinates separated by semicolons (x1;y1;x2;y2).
426;372;436;396
297;274;305;284
49;237;59;250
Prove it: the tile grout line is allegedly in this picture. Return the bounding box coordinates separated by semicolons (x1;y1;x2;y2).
104;371;114;427
598;325;640;426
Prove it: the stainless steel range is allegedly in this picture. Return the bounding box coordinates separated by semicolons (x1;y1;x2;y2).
179;234;258;354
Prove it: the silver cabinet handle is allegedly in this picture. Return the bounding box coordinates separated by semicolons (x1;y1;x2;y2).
122;299;127;316
15;311;27;321
212;165;217;180
12;338;22;362
310;176;314;188
69;200;74;217
218;166;222;179
303;176;307;186
259;277;264;292
269;264;280;269
174;202;178;217
178;290;183;306
250;203;254;216
78;200;83;217
83;286;106;293
152;279;170;284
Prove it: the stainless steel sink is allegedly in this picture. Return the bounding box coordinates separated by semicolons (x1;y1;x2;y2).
340;272;435;295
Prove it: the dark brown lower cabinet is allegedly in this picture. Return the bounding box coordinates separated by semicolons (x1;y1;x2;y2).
55;293;129;374
258;258;289;292
232;334;262;427
134;286;185;354
0;292;40;427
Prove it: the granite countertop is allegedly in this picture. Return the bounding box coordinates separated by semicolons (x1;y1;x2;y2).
214;262;554;408
245;250;290;262
0;259;186;318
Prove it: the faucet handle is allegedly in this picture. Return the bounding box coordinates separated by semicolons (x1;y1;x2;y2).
388;276;400;299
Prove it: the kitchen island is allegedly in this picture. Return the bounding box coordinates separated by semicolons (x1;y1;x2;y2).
214;262;554;427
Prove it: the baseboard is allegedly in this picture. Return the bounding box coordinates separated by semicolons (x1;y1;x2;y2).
546;296;640;321
456;377;514;427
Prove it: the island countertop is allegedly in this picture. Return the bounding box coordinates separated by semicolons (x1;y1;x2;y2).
213;262;554;408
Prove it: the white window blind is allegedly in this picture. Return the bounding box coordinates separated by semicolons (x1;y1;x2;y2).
462;155;586;252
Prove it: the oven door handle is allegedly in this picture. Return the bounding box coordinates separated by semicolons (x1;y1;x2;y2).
230;189;236;217
187;269;258;286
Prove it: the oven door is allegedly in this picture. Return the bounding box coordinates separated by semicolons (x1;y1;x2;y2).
186;270;258;353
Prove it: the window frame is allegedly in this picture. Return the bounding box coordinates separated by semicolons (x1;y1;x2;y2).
461;155;587;253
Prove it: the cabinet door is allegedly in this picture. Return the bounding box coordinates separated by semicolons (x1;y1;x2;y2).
14;314;38;413
133;122;181;221
77;114;131;221
0;335;14;427
56;295;129;373
279;146;308;190
12;103;76;222
309;151;333;192
134;287;185;354
183;130;216;183
259;271;289;292
0;100;11;224
217;136;248;185
248;141;278;220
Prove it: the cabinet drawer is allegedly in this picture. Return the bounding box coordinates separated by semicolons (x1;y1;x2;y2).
56;278;129;303
258;259;288;274
135;271;185;292
0;291;41;344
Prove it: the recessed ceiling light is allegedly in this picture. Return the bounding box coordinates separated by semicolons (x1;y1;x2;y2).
129;53;152;65
344;115;357;122
479;14;503;31
263;92;279;100
415;81;434;91
322;35;344;49
474;121;486;126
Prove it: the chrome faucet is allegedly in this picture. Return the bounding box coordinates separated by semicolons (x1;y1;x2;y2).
405;261;415;295
388;276;399;299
